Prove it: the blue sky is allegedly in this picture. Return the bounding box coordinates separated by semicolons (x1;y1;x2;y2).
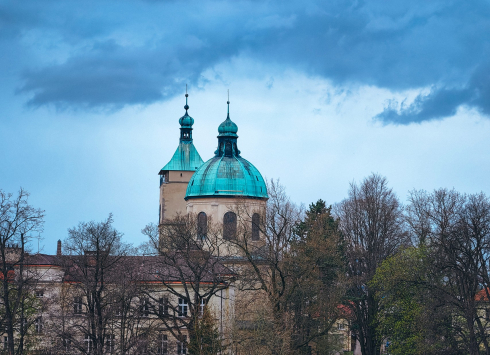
1;0;490;253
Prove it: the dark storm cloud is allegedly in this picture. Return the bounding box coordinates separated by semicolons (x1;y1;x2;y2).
17;41;221;110
375;63;490;124
5;0;490;122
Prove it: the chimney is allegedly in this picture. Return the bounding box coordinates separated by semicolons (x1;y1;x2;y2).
57;240;62;257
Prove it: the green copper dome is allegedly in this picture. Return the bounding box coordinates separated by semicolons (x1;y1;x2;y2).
179;111;194;128
160;93;204;173
185;102;268;200
218;116;238;137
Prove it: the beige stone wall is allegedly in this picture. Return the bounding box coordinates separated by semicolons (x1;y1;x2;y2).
186;196;267;255
186;197;266;226
159;170;195;223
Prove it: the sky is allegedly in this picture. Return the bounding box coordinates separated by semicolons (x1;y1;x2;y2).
1;0;490;254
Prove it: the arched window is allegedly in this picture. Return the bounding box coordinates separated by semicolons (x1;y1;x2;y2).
197;212;207;240
223;212;237;240
252;213;260;241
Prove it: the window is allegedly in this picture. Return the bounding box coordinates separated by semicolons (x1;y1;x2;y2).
85;335;93;353
337;322;345;330
252;213;260;241
199;298;206;318
106;334;115;353
35;289;44;298
157;334;168;355
74;297;83;314
63;338;71;352
177;335;187;355
3;336;7;350
159;297;169;317
35;317;43;334
223;212;237;240
197;212;207;240
178;298;188;317
141;298;150;317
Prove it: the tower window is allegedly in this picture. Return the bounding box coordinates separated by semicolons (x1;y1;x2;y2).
252;213;260;241
223;212;237;240
197;212;207;240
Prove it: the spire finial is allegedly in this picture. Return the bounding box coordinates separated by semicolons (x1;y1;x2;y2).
227;89;230;117
184;84;189;111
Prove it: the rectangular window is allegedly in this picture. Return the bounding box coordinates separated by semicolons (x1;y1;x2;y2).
178;298;188;317
199;298;206;318
35;289;44;298
3;336;7;350
157;334;168;355
63;338;71;352
85;335;93;353
177;335;187;355
159;297;169;317
74;296;83;314
106;334;115;353
35;317;43;334
141;298;150;317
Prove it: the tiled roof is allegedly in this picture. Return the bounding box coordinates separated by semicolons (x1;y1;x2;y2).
25;253;235;284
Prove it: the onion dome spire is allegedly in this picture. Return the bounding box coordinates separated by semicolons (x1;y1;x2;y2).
159;86;204;173
215;91;240;157
179;85;194;142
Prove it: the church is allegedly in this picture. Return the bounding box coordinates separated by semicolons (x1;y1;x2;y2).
158;91;268;247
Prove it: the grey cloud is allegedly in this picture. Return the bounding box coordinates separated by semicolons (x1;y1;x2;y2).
7;0;490;120
375;63;490;124
17;38;240;110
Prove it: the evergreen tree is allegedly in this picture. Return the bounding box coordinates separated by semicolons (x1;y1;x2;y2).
188;306;222;355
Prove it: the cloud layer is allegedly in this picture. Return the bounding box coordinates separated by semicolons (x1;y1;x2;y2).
2;0;490;123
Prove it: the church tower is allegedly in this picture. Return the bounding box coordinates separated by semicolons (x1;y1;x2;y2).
184;98;268;247
158;92;204;224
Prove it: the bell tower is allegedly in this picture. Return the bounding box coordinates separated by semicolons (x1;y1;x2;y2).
158;90;204;224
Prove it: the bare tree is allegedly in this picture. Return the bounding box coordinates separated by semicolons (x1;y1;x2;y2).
407;189;490;355
0;188;44;355
56;214;146;355
142;214;234;354
335;174;408;355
